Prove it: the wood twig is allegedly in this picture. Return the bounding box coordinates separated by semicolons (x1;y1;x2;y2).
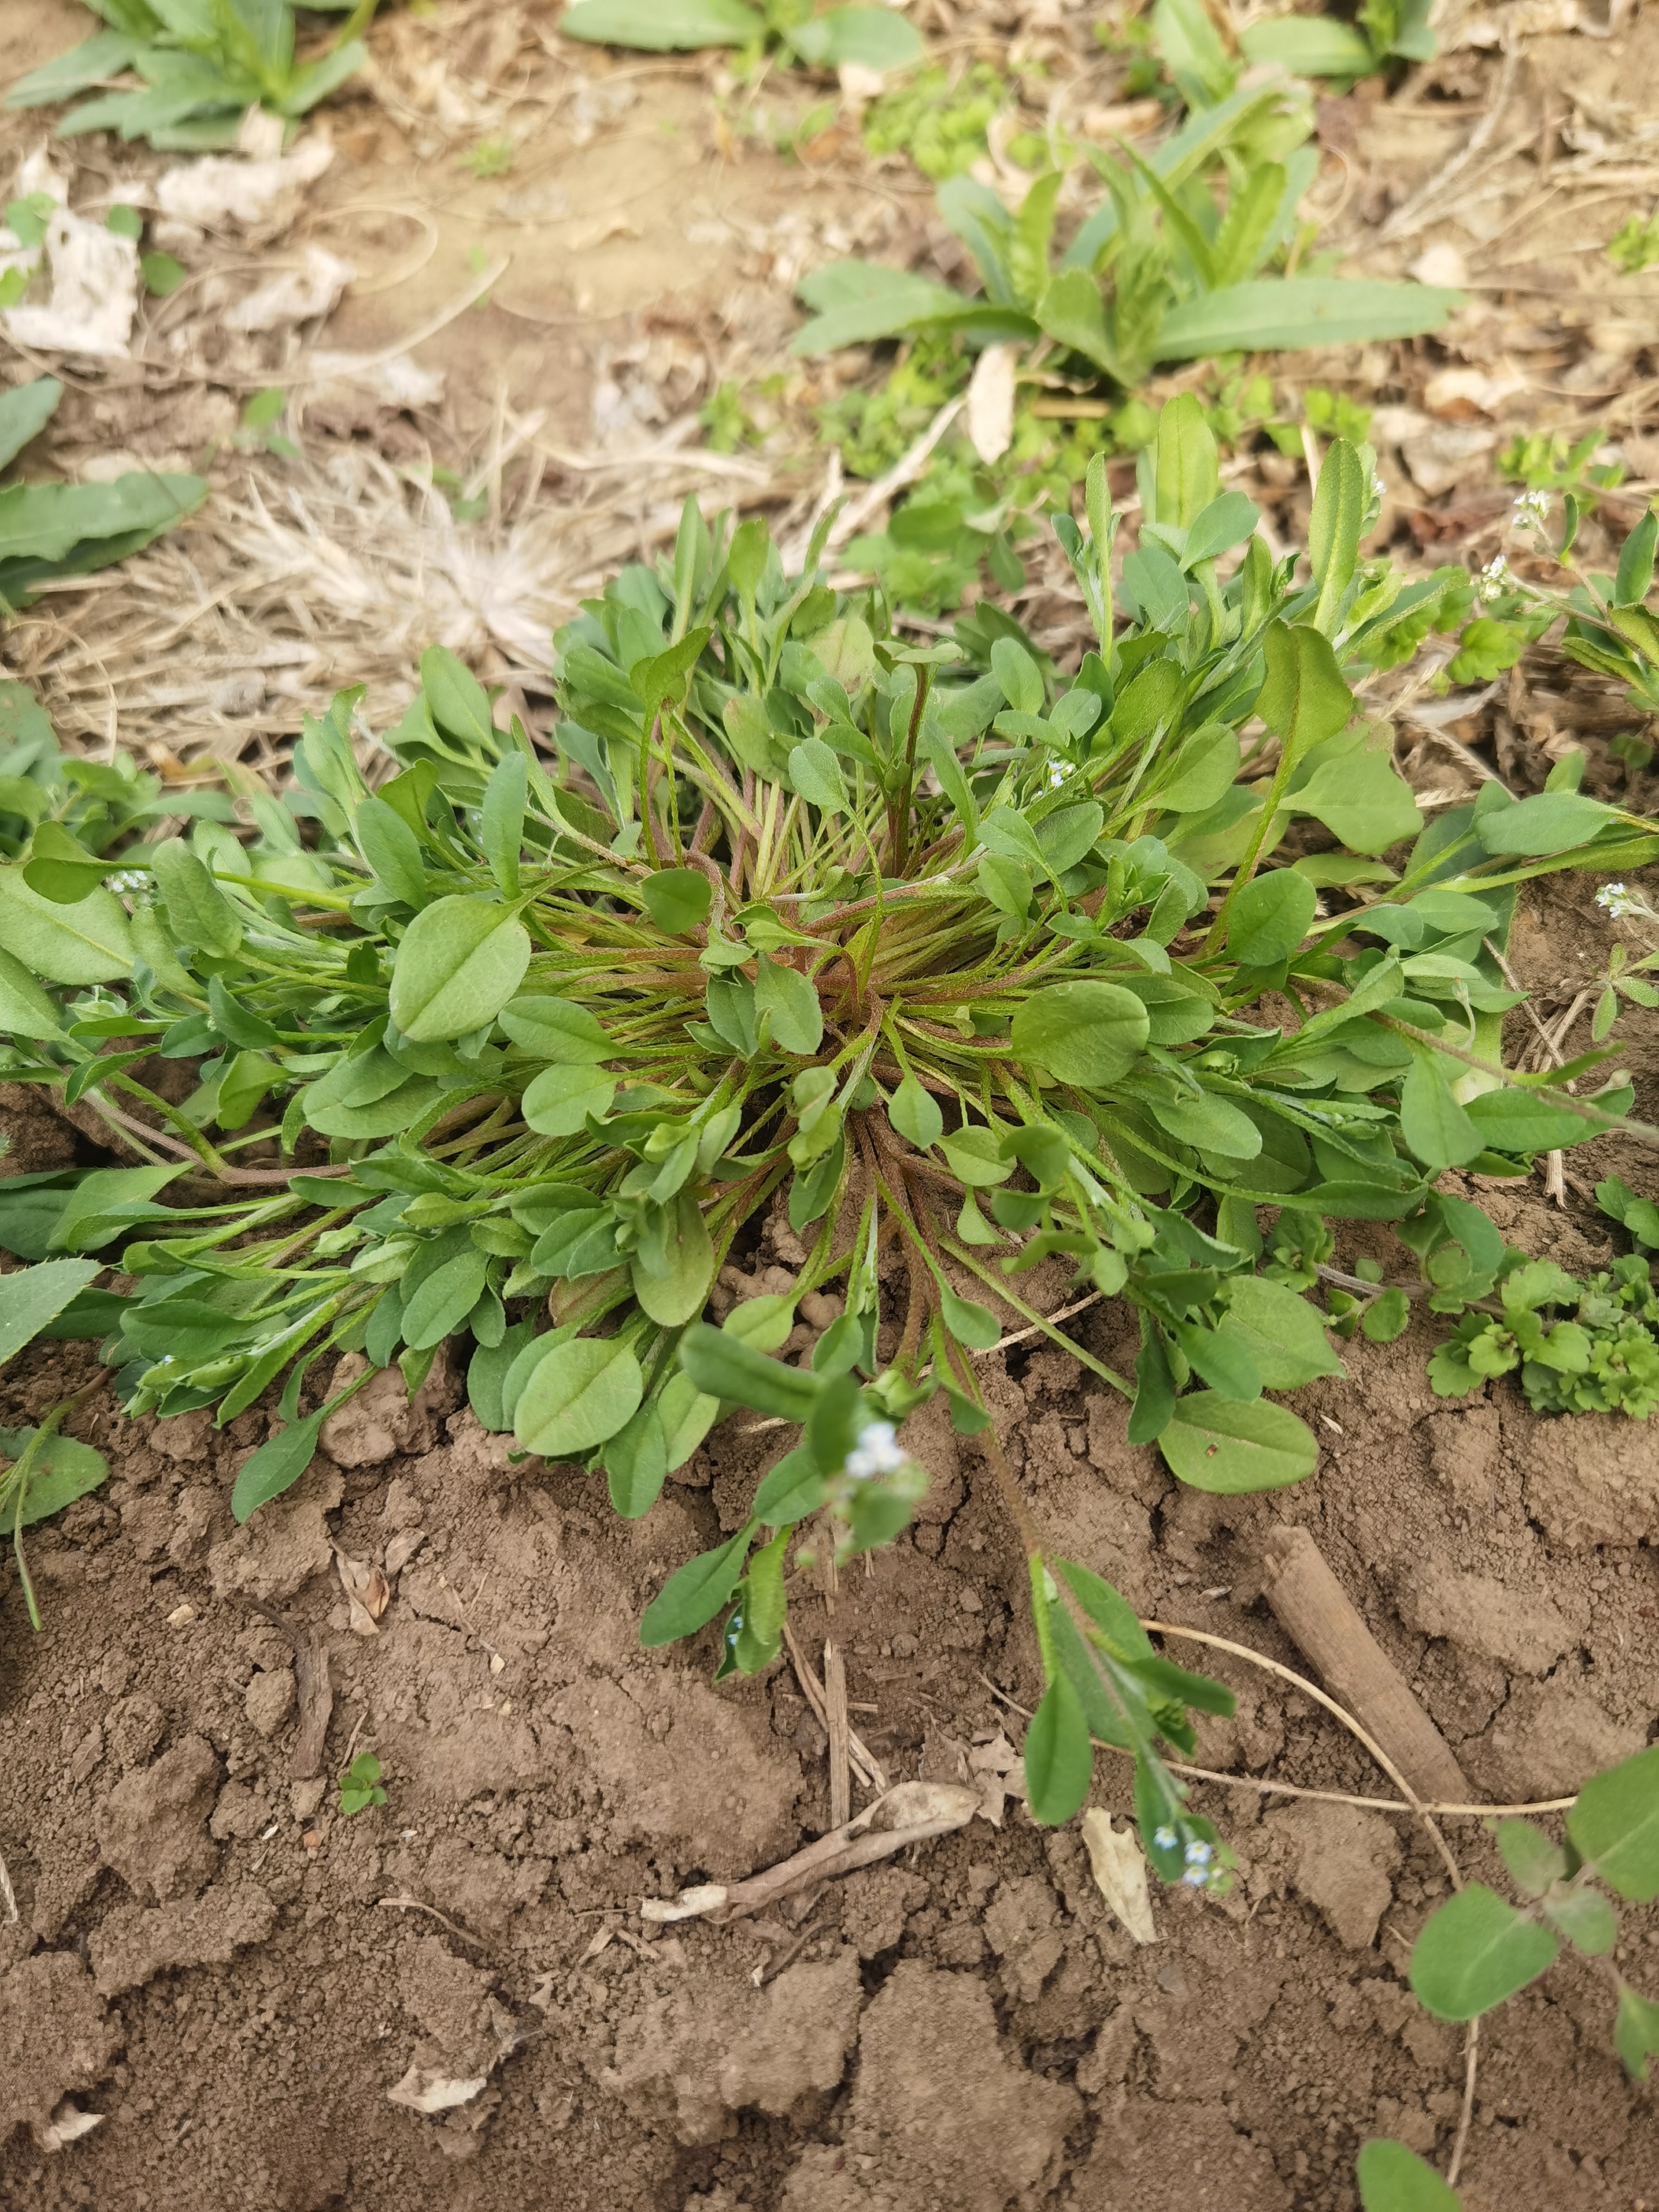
1256;1526;1473;1810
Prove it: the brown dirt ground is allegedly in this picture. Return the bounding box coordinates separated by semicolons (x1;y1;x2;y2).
3;3;1659;2209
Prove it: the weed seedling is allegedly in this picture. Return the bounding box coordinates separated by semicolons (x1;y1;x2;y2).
338;1752;388;1817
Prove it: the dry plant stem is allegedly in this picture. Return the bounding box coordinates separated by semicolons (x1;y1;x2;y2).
1257;1526;1472;1807
377;1895;494;1952
780;1618;888;1791
1375;1014;1659;1148
824;1640;853;1832
0;1845;16;1925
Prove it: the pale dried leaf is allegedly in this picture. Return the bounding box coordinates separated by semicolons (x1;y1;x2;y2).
4;209;137;358
155;137;333;230
639;1883;729;1924
334;1548;390;1636
35;2100;103;2153
1422;365;1528;420
383;1527;427;1579
227;246;355;334
386;2065;489;2114
966;341;1019;465
1080;1809;1157;1944
1409;242;1469;290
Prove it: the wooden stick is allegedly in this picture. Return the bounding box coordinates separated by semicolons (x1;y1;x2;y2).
1257;1526;1473;1809
824;1640;852;1832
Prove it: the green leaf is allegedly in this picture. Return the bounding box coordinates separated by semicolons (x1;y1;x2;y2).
1224;869;1318;967
1291;732;1424;854
0;1428;109;1533
639;867;712;934
501;996;612;1062
1023;1673;1094;1825
1465;1089;1591;1155
389;895;531;1043
632;1190;714;1326
1148;1089;1262;1159
1256;620;1354;757
1408;1884;1560;2019
0;377;62;471
1222;1276;1345;1387
1542;1886;1617;1955
514;1336;644;1458
420;645;497;748
521;1062;617;1135
1010;980;1150;1088
1474;790;1616;858
50;1164;184;1252
792;259;985;354
151;837;241;957
1157;1393;1318;1492
0;944;63;1038
786;5;926;71
1157;278;1462;360
401;1245;490;1351
1035;266;1120;376
1614;1978;1659;2081
0;866;132;983
679;1320;822;1421
660;1368;720;1471
468;1319;539;1431
559;0;765;49
1401;1054;1482;1172
0;1258;99;1367
754;952;824;1055
639;1521;756;1645
1494;1818;1567;1898
940;1288;1002;1352
231;1411;325;1523
787;737;850;815
606;1401;668;1519
1566;1746;1659;1903
753;1441;827;1524
1154;392;1219;530
1354;2138;1462;2212
890;1072;943;1150
356;794;427;905
481;752;526;898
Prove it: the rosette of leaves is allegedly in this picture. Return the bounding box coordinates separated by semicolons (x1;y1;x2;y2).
792;68;1461;382
1239;0;1435;83
0;399;1651;1864
6;1;377;152
0;377;207;611
1408;1744;1659;2083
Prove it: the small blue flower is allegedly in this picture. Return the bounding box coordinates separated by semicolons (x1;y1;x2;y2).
1154;1825;1177;1851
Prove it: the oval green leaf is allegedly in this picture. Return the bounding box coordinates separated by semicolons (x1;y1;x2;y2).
1224;869;1318;969
0;866;132;983
522;1062;617;1135
1566;1745;1659;1904
502;996;613;1063
1023;1673;1093;1826
1355;2138;1462;2212
514;1335;643;1459
1010;980;1150;1089
1408;1884;1559;2020
632;1191;714;1327
389;895;531;1043
639;866;713;934
1157;1393;1318;1492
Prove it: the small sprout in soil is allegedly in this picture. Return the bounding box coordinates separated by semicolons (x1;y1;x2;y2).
338;1752;388;1818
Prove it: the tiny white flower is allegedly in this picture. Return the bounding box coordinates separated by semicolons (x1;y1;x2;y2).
1183;1839;1213;1867
1597;881;1657;922
1477;554;1510;603
844;1419;905;1481
1513;487;1551;530
1370;471;1386;503
1182;1864;1212;1889
1045;761;1067;791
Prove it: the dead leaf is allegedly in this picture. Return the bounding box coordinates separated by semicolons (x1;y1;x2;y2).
384;1527;427;1579
335;1548;390;1636
1422;365;1528;420
155;136;333;230
386;2066;490;2115
967;342;1019;466
1410;242;1469;290
34;2100;104;2153
1080;1809;1158;1944
5;207;138;359
227;245;355;333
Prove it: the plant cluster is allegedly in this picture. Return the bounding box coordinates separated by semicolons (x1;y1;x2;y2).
860;60;1009;181
6;1;376;151
0;379;206;612
1;396;1654;1869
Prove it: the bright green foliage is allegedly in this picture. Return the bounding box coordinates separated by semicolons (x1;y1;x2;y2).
6;0;377;151
559;0;924;72
1355;2140;1461;2210
1240;0;1434;80
862;61;1007;179
0;401;1650;1861
0;379;206;610
338;1751;387;1817
794;71;1459;381
1608;209;1659;275
1408;1748;1659;2075
1428;1243;1659;1419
